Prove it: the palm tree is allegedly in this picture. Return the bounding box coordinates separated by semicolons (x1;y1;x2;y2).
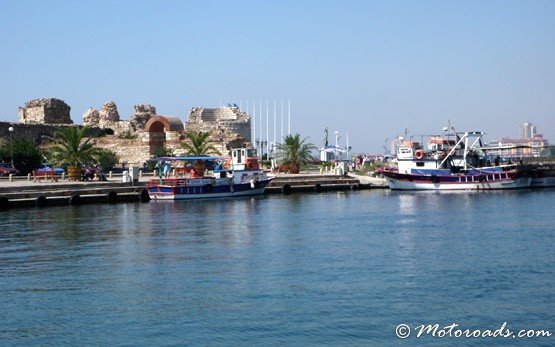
49;126;100;179
180;130;221;176
180;130;221;156
275;133;316;174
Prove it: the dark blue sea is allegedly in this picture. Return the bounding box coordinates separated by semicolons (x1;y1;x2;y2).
1;189;554;346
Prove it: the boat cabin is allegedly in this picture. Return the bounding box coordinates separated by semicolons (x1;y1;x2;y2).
229;148;260;171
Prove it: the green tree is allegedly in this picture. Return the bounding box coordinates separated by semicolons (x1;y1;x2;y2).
0;139;42;175
180;131;221;156
49;126;100;167
275;133;316;174
96;148;119;171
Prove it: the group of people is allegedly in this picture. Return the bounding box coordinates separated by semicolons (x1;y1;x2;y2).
81;165;107;181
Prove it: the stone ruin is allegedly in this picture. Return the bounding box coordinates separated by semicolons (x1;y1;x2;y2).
18;98;72;124
82;101;121;128
15;97;254;165
185;106;251;144
99;101;120;125
82;107;100;125
128;104;156;131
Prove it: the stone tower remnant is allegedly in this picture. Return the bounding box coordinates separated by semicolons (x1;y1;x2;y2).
185;106;251;143
129;104;156;131
18;98;72;124
98;101;120;126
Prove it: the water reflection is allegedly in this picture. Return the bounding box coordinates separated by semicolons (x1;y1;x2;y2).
0;191;553;345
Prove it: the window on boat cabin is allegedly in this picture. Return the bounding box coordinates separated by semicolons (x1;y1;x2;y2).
416;162;424;167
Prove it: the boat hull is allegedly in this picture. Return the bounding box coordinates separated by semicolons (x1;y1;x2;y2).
382;171;531;190
530;168;555;187
531;177;555;188
147;180;271;200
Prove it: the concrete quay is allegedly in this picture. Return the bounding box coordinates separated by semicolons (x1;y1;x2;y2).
0;172;387;210
265;173;387;194
0;177;150;209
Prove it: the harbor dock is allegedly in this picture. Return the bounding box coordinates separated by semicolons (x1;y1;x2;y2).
0;173;387;209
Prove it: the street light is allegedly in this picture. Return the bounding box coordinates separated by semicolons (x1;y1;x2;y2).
8;126;14;167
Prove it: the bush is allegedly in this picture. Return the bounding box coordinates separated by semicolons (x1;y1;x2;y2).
118;129;137;140
154;147;174;157
96;149;119;171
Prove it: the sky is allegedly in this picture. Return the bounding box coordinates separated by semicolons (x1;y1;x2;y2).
1;0;554;152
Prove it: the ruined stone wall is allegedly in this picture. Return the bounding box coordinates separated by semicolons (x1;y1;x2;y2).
185;107;251;143
18;98;72;124
95;137;152;165
129;104;156;131
82;101;133;136
0;122;105;144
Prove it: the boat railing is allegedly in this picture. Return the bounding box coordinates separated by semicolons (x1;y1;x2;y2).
148;177;214;187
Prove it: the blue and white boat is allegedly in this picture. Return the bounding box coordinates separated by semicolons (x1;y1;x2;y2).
147;148;274;200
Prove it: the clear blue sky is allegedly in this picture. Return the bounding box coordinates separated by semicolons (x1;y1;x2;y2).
1;0;554;152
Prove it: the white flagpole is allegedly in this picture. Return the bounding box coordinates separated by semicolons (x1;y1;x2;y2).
280;100;284;141
273;100;276;151
266;100;270;160
259;100;262;156
252;100;256;145
288;99;291;135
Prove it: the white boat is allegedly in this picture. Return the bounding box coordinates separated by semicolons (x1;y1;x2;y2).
379;130;531;190
147;148;274;200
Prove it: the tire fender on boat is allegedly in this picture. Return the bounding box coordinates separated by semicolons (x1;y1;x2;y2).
205;184;213;193
479;174;486;182
431;175;440;183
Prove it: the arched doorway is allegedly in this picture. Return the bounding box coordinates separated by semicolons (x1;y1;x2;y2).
144;117;168;155
144;116;185;155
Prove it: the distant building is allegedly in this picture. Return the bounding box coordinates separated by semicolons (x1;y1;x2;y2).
519;122;537;139
489;122;549;157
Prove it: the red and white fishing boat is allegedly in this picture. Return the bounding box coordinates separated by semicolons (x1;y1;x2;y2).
378;130;531;190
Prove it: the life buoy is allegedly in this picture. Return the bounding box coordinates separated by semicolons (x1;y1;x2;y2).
414;150;424;160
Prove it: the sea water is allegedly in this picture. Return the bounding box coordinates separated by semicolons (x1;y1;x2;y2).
1;189;554;346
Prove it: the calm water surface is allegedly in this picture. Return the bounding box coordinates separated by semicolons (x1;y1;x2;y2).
1;189;554;346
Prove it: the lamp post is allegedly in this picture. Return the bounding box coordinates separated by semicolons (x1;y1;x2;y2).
8;126;14;167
